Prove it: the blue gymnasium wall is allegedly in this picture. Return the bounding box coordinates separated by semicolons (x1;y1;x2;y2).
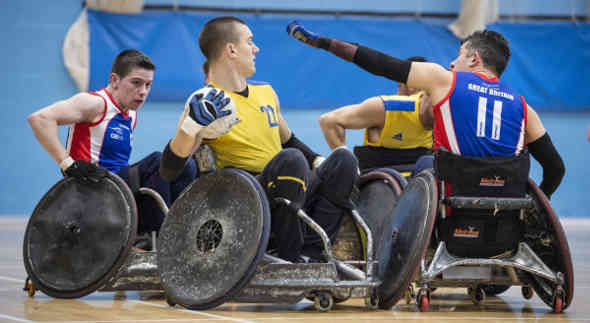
88;10;590;111
2;0;589;217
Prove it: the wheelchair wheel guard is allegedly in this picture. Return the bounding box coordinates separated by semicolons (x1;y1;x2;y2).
524;179;574;310
376;170;437;309
23;172;137;298
158;168;270;310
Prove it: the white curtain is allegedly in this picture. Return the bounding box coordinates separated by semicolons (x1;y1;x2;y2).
63;0;144;91
448;0;499;39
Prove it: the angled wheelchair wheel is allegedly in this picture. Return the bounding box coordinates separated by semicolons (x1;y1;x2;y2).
377;170;437;309
524;179;574;311
333;170;403;262
158;168;270;310
23;173;137;298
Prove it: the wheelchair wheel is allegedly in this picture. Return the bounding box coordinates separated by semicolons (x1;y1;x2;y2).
23;173;137;299
158;169;270;310
525;180;574;311
377;170;437;309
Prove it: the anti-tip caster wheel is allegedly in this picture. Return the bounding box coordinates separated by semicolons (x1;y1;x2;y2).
314;292;334;312
468;286;486;305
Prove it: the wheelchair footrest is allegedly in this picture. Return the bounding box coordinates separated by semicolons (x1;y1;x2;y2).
423;242;558;283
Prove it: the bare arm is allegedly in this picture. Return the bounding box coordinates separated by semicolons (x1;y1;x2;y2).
407;62;454;105
417;92;434;130
524;104;546;144
27;93;104;165
319;97;385;149
274;93;293;144
525;104;564;198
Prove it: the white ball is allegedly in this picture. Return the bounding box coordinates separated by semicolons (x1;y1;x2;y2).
186;86;240;139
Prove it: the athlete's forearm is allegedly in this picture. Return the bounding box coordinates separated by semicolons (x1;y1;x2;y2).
319;114;346;150
28;112;69;165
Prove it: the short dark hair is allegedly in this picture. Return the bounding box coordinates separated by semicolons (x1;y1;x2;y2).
462;30;510;76
199;16;246;60
407;56;427;63
111;49;155;78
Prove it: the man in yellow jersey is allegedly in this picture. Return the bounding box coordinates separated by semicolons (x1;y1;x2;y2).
319;56;434;176
159;16;359;263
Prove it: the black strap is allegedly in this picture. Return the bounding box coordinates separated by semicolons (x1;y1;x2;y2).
160;141;189;182
354;46;412;84
527;132;565;198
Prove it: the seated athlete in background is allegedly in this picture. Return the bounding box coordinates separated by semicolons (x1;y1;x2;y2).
318;56;433;175
160;16;360;263
287;22;565;199
27;50;197;246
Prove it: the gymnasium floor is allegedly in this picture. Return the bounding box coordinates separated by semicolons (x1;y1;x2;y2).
0;216;588;323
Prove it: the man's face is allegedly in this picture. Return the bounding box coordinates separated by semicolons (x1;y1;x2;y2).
232;23;259;78
450;42;474;72
111;68;154;111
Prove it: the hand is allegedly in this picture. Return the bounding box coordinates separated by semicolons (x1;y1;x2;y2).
286;21;320;47
63;160;107;183
181;86;232;137
189;87;232;127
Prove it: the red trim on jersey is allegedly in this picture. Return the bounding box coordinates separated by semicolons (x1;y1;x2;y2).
521;95;528;126
432;71;457;153
473;72;499;82
69;123;92;162
88;92;107;126
103;88;129;118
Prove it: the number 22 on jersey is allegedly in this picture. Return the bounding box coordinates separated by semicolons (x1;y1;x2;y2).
260;105;279;127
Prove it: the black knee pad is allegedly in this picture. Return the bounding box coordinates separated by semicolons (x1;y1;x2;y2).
315;148;359;209
260;148;310;208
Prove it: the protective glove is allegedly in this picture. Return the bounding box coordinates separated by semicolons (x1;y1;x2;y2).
181;86;232;137
286;21;320;48
61;158;107;183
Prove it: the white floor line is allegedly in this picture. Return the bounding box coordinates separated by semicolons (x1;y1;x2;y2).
0;275;23;283
0;313;37;323
132;300;258;323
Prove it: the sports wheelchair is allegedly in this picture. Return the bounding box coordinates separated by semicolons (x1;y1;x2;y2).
22;148;420;312
399;149;573;313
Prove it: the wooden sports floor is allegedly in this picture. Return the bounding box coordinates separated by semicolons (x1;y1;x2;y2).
1;216;588;323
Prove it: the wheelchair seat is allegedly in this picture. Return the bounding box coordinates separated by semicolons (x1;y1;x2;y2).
434;148;531;258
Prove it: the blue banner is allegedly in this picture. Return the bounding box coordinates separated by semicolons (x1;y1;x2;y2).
88;10;590;110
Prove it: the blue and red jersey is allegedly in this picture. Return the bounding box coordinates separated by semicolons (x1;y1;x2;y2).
433;72;527;157
66;89;137;173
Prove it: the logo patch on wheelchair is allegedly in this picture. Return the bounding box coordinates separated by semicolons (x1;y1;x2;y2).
479;176;505;187
453;226;480;238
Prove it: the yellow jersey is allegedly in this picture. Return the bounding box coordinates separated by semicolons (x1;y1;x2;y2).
206;80;282;173
363;92;432;149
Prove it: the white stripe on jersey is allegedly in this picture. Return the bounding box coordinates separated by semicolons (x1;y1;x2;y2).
440;100;461;155
515;118;526;155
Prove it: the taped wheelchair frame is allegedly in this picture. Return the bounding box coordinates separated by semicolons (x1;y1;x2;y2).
23;159;416;312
